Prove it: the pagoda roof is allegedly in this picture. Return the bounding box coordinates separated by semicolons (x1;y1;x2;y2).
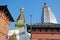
0;5;14;22
26;23;60;28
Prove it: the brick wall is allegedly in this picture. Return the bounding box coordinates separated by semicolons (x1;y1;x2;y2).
0;11;10;40
31;33;60;40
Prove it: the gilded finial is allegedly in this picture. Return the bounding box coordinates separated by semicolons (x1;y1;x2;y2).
20;8;24;13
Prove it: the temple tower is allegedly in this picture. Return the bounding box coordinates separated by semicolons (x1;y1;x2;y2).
41;3;57;24
15;8;25;30
8;8;26;40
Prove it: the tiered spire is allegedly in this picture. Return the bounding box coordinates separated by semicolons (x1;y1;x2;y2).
15;8;25;30
17;8;25;21
41;3;57;24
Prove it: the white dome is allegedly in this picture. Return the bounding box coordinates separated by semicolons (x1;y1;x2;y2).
41;3;57;24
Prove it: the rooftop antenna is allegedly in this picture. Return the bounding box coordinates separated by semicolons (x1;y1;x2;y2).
30;14;32;25
30;14;32;38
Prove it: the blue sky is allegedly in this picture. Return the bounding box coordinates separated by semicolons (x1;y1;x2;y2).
0;0;60;30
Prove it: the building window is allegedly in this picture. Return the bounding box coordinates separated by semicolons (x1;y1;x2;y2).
40;29;41;32
51;29;54;32
33;29;35;32
56;29;59;32
45;29;48;32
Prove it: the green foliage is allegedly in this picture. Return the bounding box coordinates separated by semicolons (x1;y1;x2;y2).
28;29;31;33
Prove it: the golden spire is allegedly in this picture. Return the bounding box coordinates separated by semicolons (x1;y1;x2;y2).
15;8;25;30
9;32;17;40
20;8;24;13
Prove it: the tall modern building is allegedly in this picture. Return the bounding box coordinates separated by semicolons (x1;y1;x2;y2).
27;3;60;40
0;5;14;40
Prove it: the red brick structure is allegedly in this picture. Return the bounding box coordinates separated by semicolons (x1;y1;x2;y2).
0;5;14;40
27;23;60;40
27;3;60;40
